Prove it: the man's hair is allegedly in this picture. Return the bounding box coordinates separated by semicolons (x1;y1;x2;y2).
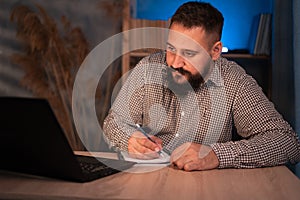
170;1;224;41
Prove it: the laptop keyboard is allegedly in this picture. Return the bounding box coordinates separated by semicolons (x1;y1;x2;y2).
76;155;136;179
79;160;110;173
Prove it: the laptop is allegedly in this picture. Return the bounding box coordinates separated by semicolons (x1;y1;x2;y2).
0;97;136;182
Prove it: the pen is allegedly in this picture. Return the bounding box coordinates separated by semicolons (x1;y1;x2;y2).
135;124;163;156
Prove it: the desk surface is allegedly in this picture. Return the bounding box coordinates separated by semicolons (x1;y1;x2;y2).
0;164;299;200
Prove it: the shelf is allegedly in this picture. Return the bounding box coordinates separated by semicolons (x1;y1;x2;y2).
129;52;271;59
222;53;270;59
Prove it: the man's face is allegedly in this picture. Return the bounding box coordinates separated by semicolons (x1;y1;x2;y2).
166;23;219;89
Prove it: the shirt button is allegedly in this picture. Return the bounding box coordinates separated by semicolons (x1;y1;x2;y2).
175;133;179;137
181;111;185;117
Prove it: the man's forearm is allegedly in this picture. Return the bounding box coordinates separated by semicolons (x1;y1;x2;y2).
210;130;300;168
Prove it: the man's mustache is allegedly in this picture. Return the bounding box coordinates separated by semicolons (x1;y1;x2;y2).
169;66;192;76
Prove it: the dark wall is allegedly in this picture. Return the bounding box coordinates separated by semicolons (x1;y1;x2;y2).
272;0;295;127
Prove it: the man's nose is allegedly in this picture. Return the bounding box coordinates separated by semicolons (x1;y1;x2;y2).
171;54;185;69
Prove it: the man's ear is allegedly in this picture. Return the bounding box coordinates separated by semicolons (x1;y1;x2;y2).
210;41;222;60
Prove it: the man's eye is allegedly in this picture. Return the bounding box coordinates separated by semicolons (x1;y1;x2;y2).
183;51;197;57
167;45;176;53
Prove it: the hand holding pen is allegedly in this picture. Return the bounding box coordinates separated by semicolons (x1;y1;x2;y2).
135;124;165;157
127;124;163;160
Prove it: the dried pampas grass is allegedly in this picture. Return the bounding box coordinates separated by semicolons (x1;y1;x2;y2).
10;4;89;150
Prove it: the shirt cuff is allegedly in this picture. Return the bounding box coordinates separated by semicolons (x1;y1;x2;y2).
210;142;240;168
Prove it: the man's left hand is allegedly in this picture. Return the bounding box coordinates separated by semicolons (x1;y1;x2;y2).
170;143;219;171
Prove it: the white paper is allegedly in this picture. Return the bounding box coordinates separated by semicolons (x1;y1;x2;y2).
120;151;170;164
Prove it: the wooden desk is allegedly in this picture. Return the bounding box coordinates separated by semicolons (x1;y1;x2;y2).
0;165;299;200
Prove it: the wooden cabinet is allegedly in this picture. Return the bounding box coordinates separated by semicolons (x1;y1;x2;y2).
122;0;168;75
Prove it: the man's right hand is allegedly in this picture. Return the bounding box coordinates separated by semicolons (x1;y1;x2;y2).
128;131;163;159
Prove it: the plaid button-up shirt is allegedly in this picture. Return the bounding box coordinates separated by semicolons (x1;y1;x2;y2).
103;51;300;168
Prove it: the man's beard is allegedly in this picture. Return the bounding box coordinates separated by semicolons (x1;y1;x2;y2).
166;66;204;96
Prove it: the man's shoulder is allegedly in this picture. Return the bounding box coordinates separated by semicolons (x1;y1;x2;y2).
218;56;245;74
218;56;248;81
216;56;253;93
139;51;166;65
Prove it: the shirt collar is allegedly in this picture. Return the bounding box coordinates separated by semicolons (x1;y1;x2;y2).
205;57;224;87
